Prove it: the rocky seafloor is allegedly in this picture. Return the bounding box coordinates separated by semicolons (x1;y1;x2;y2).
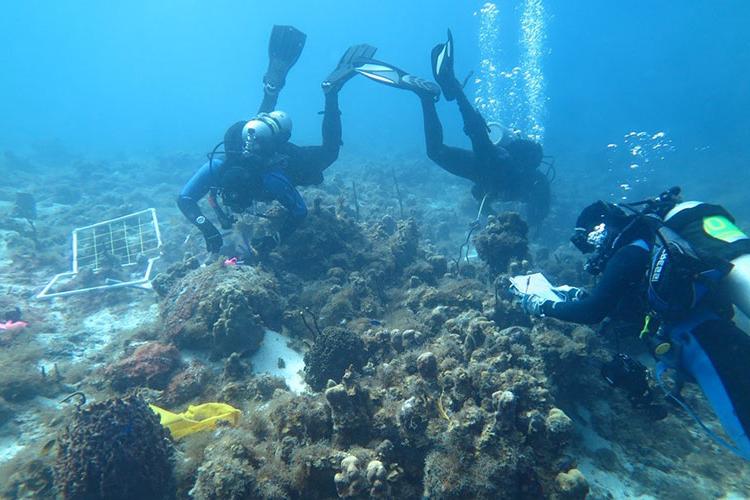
0;147;748;499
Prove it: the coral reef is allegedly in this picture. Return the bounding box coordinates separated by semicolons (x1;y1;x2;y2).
269;203;372;280
189;438;270;500
304;327;367;391
2;150;748;500
473;212;529;275
105;341;181;391
151;255;201;297
0;343;63;403
554;468;589;499
325;369;373;446
159;262;283;358
162;360;212;406
54;395;174;499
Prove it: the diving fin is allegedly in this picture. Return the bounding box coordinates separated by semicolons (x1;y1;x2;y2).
263;25;307;96
354;58;440;100
431;29;459;101
322;44;378;94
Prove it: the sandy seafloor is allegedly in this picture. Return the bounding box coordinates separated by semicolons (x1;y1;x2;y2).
0;147;748;499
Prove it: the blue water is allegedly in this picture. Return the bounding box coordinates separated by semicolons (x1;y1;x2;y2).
3;1;748;166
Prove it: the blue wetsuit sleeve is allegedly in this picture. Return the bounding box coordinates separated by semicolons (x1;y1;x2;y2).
262;171;308;220
543;245;649;324
180;159;224;201
177;159;225;224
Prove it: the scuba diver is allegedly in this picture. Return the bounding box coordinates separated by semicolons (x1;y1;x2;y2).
517;188;750;460
178;26;377;254
353;30;552;224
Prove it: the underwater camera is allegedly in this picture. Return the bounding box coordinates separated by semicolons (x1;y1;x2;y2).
601;354;668;420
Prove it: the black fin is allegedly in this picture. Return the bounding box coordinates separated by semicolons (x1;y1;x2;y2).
431;29;459;101
322;44;378;93
263;25;307;95
355;58;440;100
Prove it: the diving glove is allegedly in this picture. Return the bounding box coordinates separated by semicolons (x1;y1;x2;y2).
551;285;588;302
520;293;548;317
251;234;278;254
196;217;223;254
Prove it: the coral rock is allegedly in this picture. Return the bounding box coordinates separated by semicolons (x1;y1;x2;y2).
325;374;372;446
190;439;263;500
162;360;211;406
304;327;367;391
555;468;589;500
106;341;181;391
223;352;250;381
160;264;283;358
473;212;529;275
366;459;386;483
545;407;573;446
492;390;517;430
366;460;389;498
397;396;429;438
416;352;438;379
334;455;366;498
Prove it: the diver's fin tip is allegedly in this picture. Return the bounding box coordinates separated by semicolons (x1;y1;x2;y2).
323;44;380;92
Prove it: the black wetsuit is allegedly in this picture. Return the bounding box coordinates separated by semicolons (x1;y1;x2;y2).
276;92;342;187
541;241;650;323
418;91;551;223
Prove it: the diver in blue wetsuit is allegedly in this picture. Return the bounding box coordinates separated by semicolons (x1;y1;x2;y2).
178;105;335;254
519;191;750;460
178;28;377;254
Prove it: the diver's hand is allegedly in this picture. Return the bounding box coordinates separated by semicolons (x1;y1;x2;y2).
551;285;588;302
251;235;278;254
194;216;223;254
202;227;223;254
217;213;237;230
520;293;548;317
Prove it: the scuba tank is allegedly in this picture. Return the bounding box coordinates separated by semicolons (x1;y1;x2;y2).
725;254;750;320
663;202;750;319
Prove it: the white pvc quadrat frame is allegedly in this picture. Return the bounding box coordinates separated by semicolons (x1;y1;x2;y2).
37;208;163;299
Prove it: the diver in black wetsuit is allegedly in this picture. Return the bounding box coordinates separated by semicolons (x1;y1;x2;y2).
518;191;750;460
177;27;377;254
536;200;654;323
353;30;551;224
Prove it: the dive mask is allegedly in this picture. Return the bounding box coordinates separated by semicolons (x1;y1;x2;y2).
571;223;608;254
587;223;609;249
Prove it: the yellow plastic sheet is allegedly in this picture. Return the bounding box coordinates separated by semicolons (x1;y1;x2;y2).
150;403;241;439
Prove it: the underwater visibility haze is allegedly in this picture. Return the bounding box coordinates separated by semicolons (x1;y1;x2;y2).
0;1;749;498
